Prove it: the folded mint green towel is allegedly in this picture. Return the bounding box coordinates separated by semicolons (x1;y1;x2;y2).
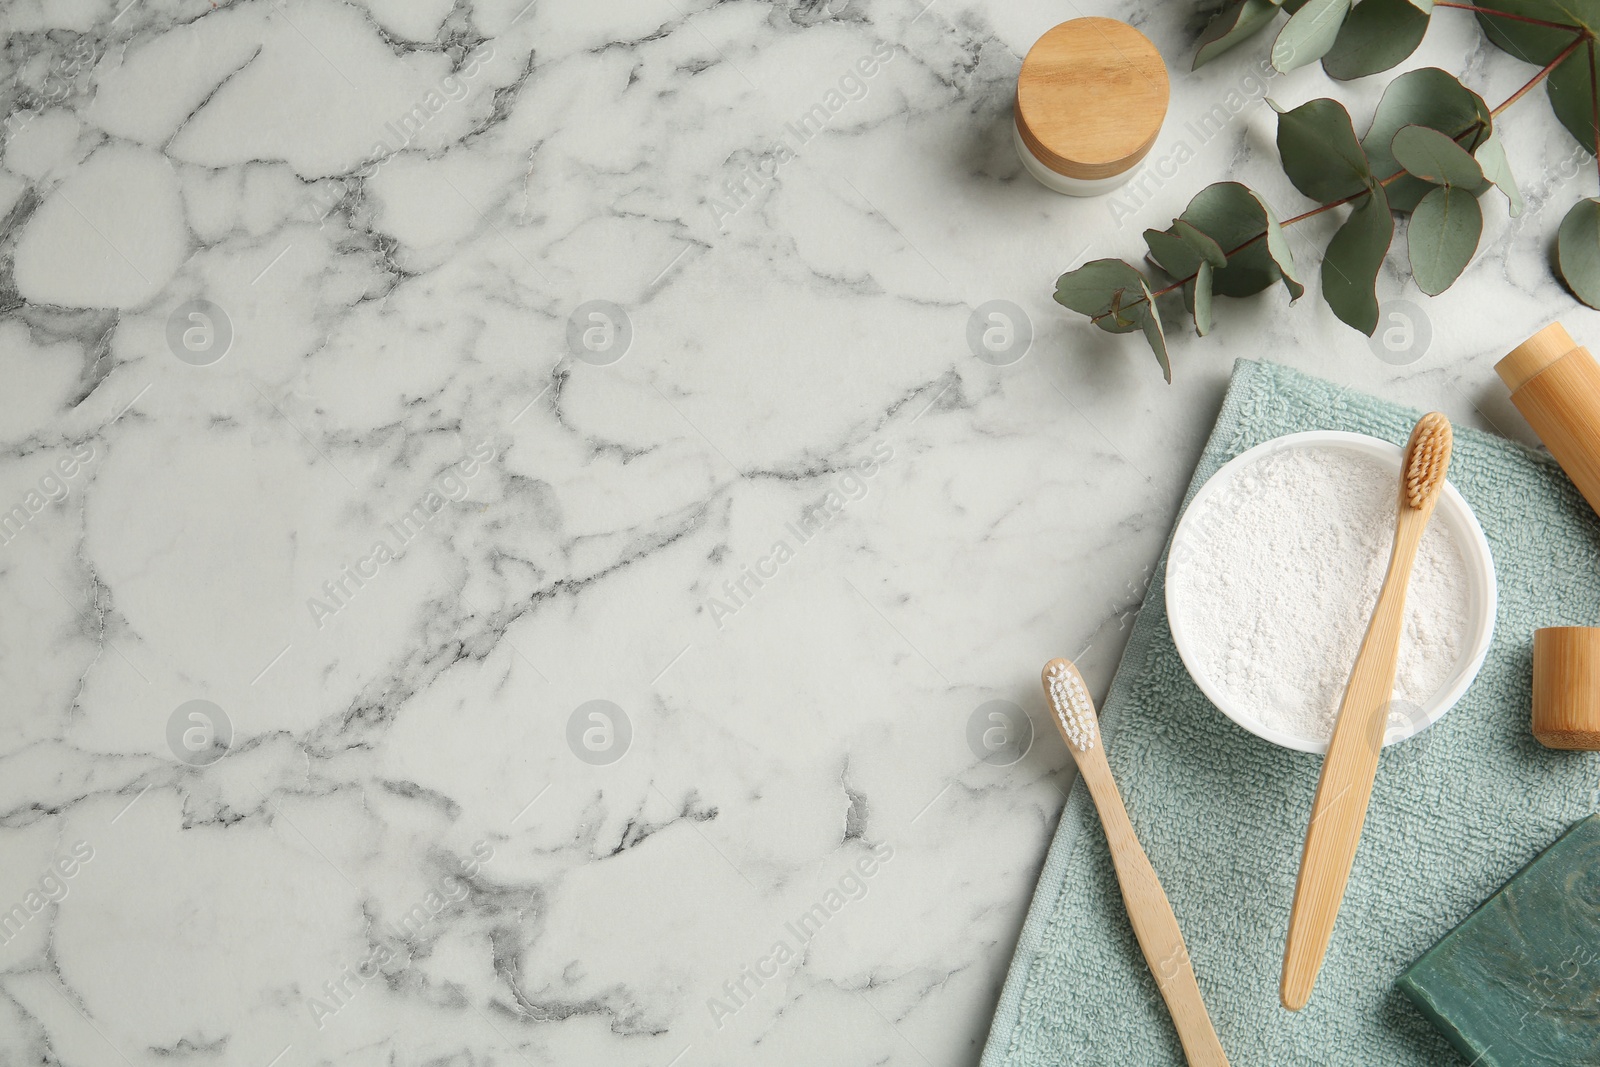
982;359;1600;1067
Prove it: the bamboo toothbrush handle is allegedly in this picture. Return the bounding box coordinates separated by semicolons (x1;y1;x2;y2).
1077;752;1231;1067
1281;509;1428;1011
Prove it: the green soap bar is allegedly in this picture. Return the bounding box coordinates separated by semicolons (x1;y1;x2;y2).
1396;815;1600;1067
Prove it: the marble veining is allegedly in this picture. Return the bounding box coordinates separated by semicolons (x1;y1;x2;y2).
0;0;1578;1063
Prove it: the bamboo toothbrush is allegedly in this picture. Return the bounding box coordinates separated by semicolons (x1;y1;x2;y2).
1043;658;1230;1067
1280;412;1454;1011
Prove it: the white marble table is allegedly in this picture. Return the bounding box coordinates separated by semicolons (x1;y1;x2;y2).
0;0;1577;1063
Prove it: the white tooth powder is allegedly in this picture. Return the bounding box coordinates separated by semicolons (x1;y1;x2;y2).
1169;443;1471;744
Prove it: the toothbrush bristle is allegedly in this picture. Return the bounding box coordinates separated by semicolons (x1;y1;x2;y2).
1045;660;1098;752
1403;412;1452;509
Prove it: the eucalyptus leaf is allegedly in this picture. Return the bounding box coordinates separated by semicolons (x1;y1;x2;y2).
1272;0;1352;72
1177;182;1299;298
1558;197;1600;309
1209;243;1286;302
1054;259;1150;319
1173;219;1228;267
1275;97;1372;202
1177;185;1277;297
1363;67;1493;211
1195;0;1282;69
1144;220;1227;282
1408;184;1482;294
1108;287;1144;331
1194;260;1216;335
1136;278;1172;382
1099;288;1150;333
1546;43;1600;155
1474;130;1524;216
1475;0;1588;67
1144;228;1199;280
1262;200;1306;300
1322;183;1394;333
1322;0;1432;81
1391;124;1485;188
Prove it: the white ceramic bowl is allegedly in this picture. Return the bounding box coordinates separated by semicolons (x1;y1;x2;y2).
1165;430;1497;754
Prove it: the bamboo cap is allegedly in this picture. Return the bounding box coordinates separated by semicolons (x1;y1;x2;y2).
1497;322;1581;392
1014;18;1169;182
1532;627;1600;751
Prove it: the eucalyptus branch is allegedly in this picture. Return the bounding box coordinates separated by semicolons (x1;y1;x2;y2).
1097;138;1482;322
1064;0;1600;378
1097;172;1405;319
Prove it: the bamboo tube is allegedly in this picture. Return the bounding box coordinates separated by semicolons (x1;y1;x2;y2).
1532;627;1600;750
1497;323;1600;518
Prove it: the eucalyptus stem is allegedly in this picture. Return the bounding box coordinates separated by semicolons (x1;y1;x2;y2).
1492;32;1587;116
1434;1;1584;32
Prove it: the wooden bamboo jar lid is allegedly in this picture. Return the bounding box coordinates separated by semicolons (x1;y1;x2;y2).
1497;321;1581;392
1014;18;1169;194
1532;627;1600;750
